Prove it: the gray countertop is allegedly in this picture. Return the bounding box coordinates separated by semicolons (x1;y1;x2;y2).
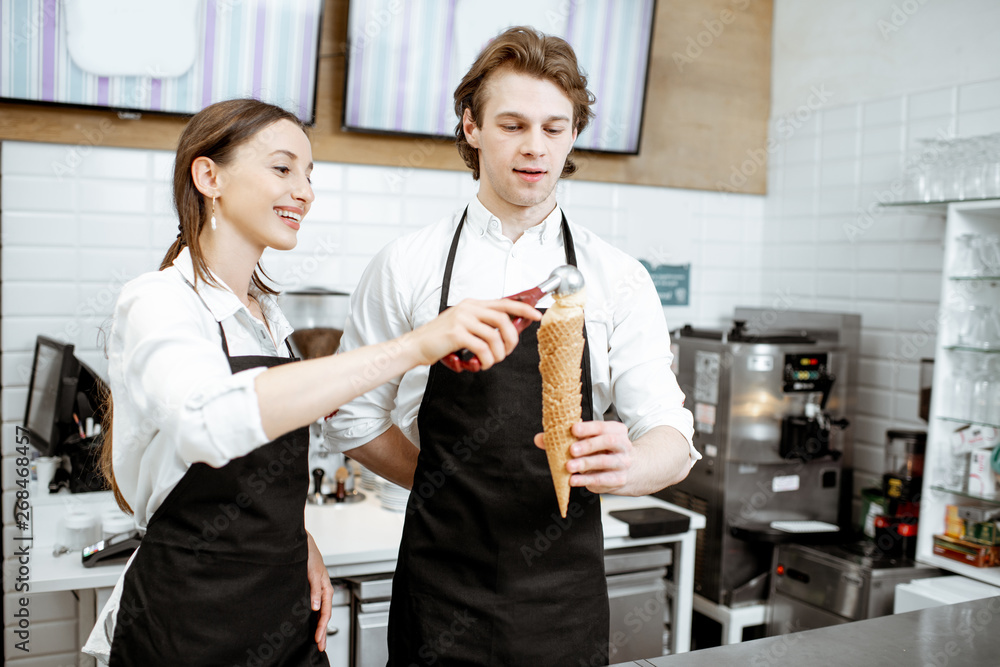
610;596;1000;666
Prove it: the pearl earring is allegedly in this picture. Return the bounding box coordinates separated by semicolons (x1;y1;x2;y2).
210;197;217;231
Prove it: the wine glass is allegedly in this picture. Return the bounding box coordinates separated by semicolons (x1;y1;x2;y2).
972;357;995;423
955;304;994;347
953;234;984;277
979;235;1000;277
943;139;967;201
963;138;988;201
950;351;975;420
928;138;949;202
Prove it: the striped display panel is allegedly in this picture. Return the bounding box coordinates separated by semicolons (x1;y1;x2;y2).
344;0;655;154
0;0;321;123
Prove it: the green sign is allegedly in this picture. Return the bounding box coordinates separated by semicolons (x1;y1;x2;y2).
640;261;690;306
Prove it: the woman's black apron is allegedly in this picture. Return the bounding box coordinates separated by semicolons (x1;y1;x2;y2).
109;317;327;667
387;210;610;666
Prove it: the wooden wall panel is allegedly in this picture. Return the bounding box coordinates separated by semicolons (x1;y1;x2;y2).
0;0;771;194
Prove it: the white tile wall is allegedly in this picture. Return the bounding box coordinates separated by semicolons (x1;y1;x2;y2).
8;79;989;660
764;75;1000;494
0;140;764;660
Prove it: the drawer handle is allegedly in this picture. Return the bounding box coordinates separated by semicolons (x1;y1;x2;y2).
326;626;340;636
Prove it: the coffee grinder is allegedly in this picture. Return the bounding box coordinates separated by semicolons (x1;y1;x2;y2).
874;430;926;559
278;288;354;501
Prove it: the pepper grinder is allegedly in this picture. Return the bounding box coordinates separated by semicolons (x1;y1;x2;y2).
334;466;349;502
311;468;327;505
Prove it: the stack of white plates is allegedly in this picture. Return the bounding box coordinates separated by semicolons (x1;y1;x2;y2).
358;465;379;492
377;478;409;512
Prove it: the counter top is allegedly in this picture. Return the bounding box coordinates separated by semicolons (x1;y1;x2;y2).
607;596;1000;667
28;489;703;591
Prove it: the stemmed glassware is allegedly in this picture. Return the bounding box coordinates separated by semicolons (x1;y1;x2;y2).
978;235;1000;277
949;351;976;421
953;233;984;277
971;357;995;423
904;133;1000;203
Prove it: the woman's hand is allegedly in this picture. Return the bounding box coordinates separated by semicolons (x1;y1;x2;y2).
306;531;333;651
407;298;541;369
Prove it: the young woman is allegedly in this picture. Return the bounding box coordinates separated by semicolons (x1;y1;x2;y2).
83;98;539;666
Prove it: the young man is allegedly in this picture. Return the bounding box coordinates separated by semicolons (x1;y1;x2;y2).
329;26;698;666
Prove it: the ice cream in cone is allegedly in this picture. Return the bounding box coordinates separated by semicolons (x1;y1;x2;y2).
538;288;586;518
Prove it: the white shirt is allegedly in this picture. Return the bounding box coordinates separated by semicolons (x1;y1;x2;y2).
327;198;698;463
106;246;294;529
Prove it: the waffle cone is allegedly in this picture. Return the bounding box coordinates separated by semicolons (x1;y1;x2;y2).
538;293;585;518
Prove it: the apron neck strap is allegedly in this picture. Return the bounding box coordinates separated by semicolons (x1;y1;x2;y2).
439;206;576;314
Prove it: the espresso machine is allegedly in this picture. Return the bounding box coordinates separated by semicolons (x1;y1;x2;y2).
659;309;860;607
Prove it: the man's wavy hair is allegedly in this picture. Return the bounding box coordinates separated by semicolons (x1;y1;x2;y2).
453;26;595;180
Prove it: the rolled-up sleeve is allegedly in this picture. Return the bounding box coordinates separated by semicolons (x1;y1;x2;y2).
113;277;270;468
608;261;698;461
324;242;411;452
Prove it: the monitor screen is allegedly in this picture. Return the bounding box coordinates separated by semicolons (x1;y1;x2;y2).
26;344;61;438
342;0;657;155
24;336;78;455
0;0;325;124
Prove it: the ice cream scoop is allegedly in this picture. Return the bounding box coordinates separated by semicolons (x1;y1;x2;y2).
441;265;585;373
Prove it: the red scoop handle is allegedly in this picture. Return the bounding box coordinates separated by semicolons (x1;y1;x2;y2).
441;286;545;373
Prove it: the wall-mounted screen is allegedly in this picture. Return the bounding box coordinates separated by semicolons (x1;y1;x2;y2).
1;0;324;123
343;0;657;155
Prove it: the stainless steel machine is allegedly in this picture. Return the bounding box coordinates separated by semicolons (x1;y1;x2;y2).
767;542;942;634
659;309;860;607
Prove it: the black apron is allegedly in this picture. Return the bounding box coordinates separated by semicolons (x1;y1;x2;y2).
110;318;327;667
387;209;610;666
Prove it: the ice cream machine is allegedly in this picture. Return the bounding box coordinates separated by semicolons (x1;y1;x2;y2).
659;309;860;606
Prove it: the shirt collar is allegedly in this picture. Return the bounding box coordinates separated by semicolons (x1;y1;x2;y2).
171;247;294;349
468;196;564;244
172;246;243;322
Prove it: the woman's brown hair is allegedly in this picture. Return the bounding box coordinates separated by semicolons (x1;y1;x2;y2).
101;99;305;513
453;26;596;180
